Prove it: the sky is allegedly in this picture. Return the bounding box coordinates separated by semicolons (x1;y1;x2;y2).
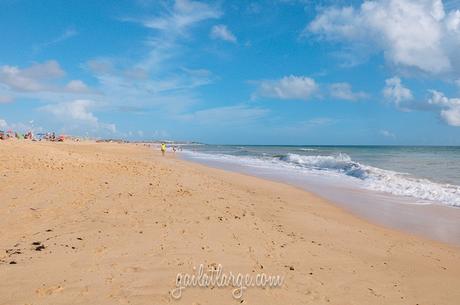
1;0;460;145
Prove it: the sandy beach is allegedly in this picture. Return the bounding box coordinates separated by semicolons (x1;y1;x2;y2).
1;141;459;305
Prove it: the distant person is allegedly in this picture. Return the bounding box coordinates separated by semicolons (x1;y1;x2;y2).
173;146;177;153
161;143;166;156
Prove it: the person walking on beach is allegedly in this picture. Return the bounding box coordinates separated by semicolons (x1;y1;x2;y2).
161;143;166;156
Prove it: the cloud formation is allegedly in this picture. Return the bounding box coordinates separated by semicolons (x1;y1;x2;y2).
0;60;64;92
178;104;268;125
85;58;210;114
254;75;318;100
65;80;91;93
308;0;460;75
0;1;223;137
380;129;396;138
0;61;115;135
99;0;222;113
122;0;222;74
254;76;367;102
33;27;78;52
210;24;237;43
137;0;221;36
381;77;460;127
329;82;367;101
0;118;43;133
0;60;99;135
41;100;116;133
383;77;413;110
0;60;92;96
428;90;460;126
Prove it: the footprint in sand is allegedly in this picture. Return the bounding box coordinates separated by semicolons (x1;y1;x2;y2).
123;266;144;273
35;285;64;296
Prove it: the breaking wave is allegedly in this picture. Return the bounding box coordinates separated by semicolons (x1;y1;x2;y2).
182;151;460;207
278;153;460;207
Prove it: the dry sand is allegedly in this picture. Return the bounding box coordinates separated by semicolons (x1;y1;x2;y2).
0;141;459;305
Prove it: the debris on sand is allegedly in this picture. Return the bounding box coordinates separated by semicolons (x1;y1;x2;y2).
35;245;46;251
32;242;46;251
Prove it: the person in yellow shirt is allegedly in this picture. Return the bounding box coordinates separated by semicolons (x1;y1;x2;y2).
161;143;166;156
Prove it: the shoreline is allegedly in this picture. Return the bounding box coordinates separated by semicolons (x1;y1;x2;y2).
180;150;460;246
1;141;459;304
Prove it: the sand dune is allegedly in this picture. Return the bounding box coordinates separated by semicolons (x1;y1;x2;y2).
0;141;459;305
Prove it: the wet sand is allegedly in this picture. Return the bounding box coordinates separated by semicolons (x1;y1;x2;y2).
182;155;460;245
0;141;459;305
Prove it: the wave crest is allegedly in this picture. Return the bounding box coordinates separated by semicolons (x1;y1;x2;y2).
182;150;460;207
278;153;460;207
278;153;369;179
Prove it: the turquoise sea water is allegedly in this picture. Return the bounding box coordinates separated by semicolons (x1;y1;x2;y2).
181;145;460;207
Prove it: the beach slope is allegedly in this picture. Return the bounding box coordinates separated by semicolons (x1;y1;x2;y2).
0;141;459;305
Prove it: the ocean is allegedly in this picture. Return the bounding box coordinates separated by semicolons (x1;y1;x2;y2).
181;145;460;208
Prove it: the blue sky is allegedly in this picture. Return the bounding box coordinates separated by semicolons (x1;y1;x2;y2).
1;0;460;144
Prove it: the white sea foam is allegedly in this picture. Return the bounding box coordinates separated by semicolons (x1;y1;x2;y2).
182;151;460;207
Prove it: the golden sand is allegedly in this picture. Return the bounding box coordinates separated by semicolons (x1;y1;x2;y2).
0;141;459;305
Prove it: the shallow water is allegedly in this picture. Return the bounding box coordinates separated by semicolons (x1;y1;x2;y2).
180;145;460;245
181;145;460;207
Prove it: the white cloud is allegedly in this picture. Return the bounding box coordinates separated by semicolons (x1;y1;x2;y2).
0;65;43;91
0;119;7;129
383;77;413;110
99;0;221;113
20;60;65;79
0;118;43;133
428;90;460;126
41;100;116;133
86;59;114;75
308;0;460;75
43;100;98;125
181;67;214;87
123;0;221;72
255;75;318;100
0;60;64;92
329;82;367;101
86;62;204;113
380;129;396;138
441;107;460;126
33;28;78;52
178;105;269;125
104;123;117;133
138;0;221;35
0;60;95;98
380;80;460;127
210;24;237;43
65;80;91;93
1;1;221;137
254;77;367;102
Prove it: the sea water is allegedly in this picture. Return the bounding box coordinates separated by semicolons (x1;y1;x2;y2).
181;145;460;207
180;145;460;244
